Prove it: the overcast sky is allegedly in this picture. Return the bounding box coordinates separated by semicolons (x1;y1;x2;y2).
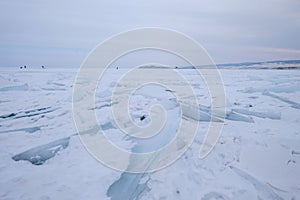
0;0;299;67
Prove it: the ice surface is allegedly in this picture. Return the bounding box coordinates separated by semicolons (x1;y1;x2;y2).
107;84;181;200
0;68;299;199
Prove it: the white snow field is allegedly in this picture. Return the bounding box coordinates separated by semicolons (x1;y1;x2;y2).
0;67;299;200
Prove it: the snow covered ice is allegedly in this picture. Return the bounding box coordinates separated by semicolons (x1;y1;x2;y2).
0;67;300;199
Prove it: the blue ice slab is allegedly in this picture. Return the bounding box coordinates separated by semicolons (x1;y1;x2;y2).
41;87;66;91
12;136;71;165
232;109;281;120
230;166;283;200
184;104;255;123
263;91;300;109
225;111;254;123
0;83;29;91
202;191;229;200
100;121;116;130
242;84;300;94
107;172;150;200
0;126;41;134
0;107;59;120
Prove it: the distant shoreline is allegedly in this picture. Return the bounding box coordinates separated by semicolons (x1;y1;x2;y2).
1;59;300;70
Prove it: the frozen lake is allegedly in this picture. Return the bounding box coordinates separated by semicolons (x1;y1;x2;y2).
0;68;299;199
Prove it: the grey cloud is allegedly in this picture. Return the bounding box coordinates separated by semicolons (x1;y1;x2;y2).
0;0;299;67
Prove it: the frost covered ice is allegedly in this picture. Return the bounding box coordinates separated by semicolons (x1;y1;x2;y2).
0;68;299;199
